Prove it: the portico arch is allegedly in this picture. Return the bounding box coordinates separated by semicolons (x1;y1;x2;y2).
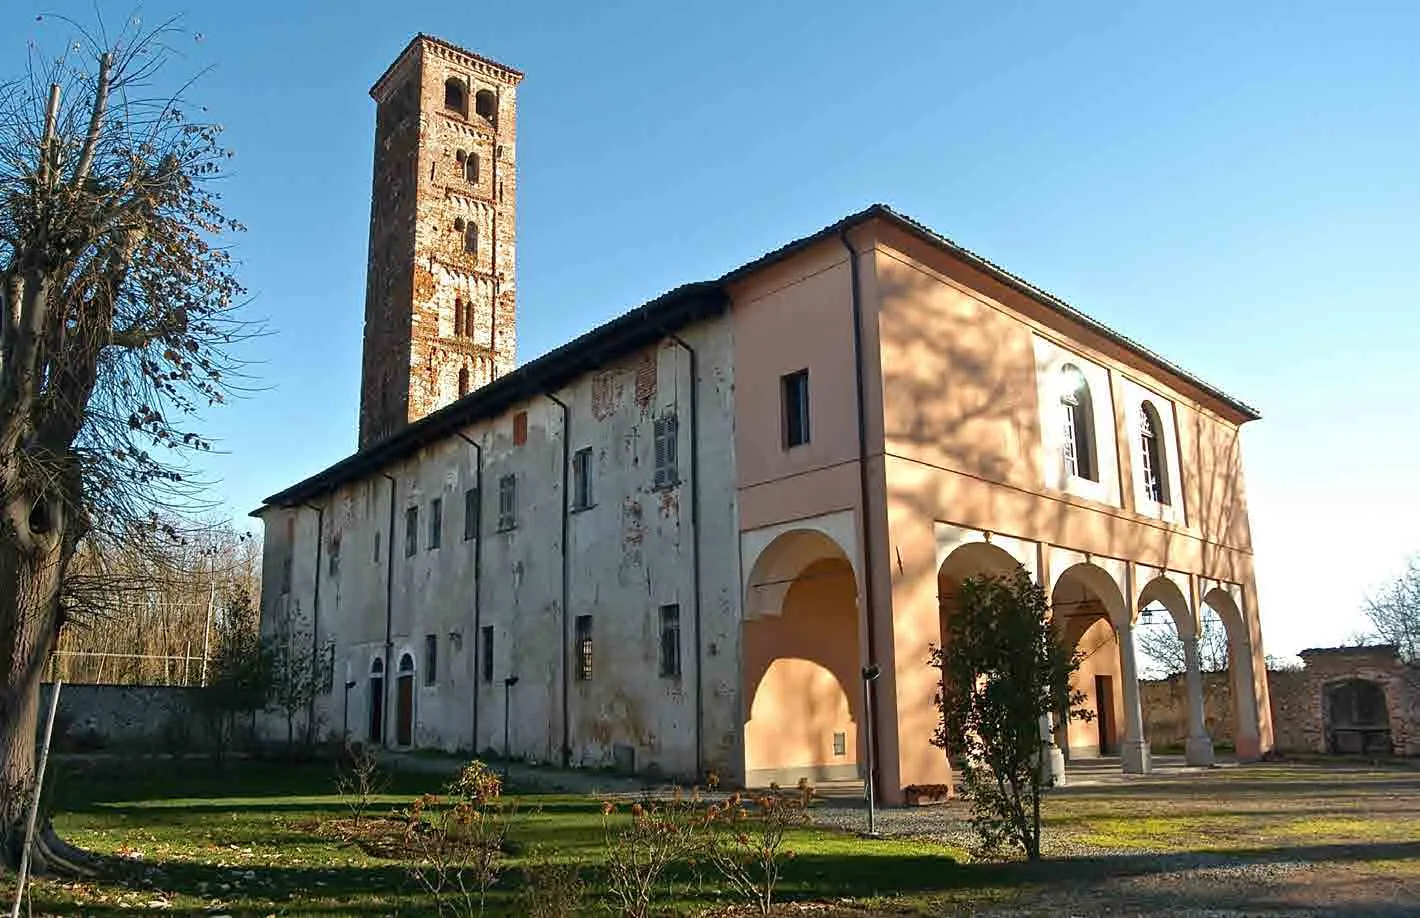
1202;583;1263;759
1137;571;1214;765
742;528;863;787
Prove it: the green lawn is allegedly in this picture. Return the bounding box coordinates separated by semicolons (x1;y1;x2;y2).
2;757;1418;916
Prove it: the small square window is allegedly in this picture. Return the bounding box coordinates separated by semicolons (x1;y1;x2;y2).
405;506;418;557
782;369;810;448
497;474;517;531
463;487;479;541
658;604;681;679
572;447;593;511
428;498;443;550
424;634;438;686
575;615;593;681
512;411;528;446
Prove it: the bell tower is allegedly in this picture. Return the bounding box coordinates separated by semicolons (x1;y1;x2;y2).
358;34;521;448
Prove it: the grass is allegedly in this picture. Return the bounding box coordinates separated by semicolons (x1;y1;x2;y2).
0;756;1417;915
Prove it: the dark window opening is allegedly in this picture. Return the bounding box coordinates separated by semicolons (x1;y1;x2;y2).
328;535;341;578
444;78;467;115
454;216;466;232
464;222;478;255
572;447;593;510
480;626;494;684
458;367;470;398
782;368;810;448
466;152;480;183
424;634;438;686
428;497;442;549
374;530;382;563
475;89;496;122
405;506;418;557
280;555;292;594
454;296;464;337
575;615;593;681
653;414;678;488
463;487;479;541
497;474;517;531
659;604;681;678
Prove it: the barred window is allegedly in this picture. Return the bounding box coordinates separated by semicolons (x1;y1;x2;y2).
575;615;593;680
405;506;418;557
653;414;678;488
497;474;517;531
463;487;479;541
658;604;681;678
428;498;442;549
572;447;593;511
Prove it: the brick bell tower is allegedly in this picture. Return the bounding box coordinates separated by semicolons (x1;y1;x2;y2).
358;35;521;448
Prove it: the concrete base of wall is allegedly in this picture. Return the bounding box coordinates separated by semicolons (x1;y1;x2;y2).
1121;739;1152;774
1185;734;1215;767
746;763;860;787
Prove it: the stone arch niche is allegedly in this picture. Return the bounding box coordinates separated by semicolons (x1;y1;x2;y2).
1202;582;1263;759
1324;678;1393;755
742;527;862;787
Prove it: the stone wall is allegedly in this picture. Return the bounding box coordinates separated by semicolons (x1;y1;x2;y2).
1141;648;1420;757
39;683;207;752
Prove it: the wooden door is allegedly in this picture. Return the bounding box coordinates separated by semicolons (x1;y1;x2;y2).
1095;674;1114;755
396;674;415;747
368;677;384;744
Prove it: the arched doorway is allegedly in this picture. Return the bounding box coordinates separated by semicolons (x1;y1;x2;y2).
1052;562;1149;772
1324;679;1392;754
368;657;385;744
743;530;862;787
936;540;1033;781
396;652;416;748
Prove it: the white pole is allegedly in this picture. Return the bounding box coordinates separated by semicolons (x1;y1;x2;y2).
11;679;63;918
200;584;215;687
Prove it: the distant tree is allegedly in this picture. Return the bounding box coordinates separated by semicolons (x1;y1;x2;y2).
1362;556;1420;662
266;602;330;751
1135;609;1230;679
0;17;248;872
930;571;1090;860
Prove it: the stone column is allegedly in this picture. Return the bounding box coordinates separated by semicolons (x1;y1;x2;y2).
1116;619;1152;774
1182;634;1215;766
1039;712;1066;786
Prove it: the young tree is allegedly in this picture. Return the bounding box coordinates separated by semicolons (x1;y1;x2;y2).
1363;556;1420;663
197;588;270;759
1135;608;1230;679
0;19;246;870
930;571;1090;860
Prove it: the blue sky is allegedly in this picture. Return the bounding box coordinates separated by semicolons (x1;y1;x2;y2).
8;1;1418;657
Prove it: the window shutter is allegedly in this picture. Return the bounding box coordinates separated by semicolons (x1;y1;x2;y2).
654;414;678;488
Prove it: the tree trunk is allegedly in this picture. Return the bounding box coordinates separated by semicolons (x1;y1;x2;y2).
0;500;92;876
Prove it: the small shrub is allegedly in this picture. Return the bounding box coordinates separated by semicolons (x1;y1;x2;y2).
600;791;707;918
402;760;515;917
334;741;388;841
704;783;812;915
519;848;589;918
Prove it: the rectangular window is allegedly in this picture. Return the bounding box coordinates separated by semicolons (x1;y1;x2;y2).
497;474;517;531
480;626;494;684
513;410;528;446
782;369;810;448
428;498;443;549
833;732;847;756
328;536;341;578
405;506;418;557
572;447;593;511
374;531;382;563
659;604;681;678
463;487;479;541
425;634;438;686
280;555;293;594
653;414;678;488
575;615;593;681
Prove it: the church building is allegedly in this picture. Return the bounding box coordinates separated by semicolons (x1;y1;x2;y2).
255;34;1274;802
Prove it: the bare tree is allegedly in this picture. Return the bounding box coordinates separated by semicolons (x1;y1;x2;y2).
1363;556;1420;663
0;17;247;871
1136;609;1229;679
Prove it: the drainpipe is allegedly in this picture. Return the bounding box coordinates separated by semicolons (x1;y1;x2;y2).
838;229;881;804
664;333;705;781
380;472;397;747
453;430;484;752
542;391;573;768
302;501;326;747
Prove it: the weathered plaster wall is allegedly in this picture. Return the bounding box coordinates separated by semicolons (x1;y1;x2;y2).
260;317;738;782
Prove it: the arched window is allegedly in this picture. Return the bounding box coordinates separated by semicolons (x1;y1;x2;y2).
399;652;415;675
1139;400;1170;505
464;222;478;255
1059;364;1097;482
458;366;470;398
464;299;476;339
444;78;467;115
453;297;464;337
371;657;384;676
475;89;496;122
465;152;480;184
